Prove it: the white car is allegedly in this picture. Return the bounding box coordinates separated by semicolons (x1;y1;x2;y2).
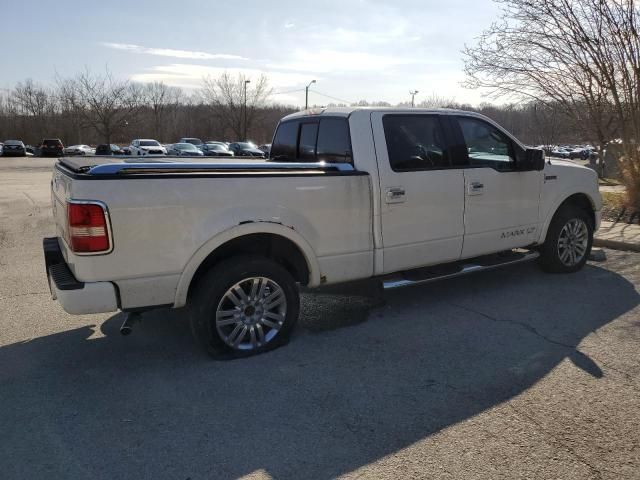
45;107;601;359
63;145;95;156
128;139;167;156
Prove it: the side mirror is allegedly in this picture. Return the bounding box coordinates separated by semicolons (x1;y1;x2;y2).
519;148;545;171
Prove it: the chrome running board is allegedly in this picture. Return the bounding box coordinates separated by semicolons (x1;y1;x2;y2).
383;250;540;290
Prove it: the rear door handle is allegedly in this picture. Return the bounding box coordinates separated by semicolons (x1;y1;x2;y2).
467;181;484;196
385;187;406;203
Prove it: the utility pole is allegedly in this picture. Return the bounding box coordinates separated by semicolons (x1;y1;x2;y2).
243;79;251;140
409;90;419;107
305;79;316;109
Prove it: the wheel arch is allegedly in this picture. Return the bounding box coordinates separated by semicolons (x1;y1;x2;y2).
539;192;597;243
174;223;321;308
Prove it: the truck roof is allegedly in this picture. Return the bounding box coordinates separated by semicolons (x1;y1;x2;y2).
281;106;473;121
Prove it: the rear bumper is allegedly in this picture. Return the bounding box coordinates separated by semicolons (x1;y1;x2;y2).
43;237;118;315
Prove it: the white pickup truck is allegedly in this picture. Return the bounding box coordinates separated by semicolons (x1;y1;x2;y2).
44;107;601;358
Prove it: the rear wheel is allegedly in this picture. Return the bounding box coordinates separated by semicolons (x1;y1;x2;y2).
189;255;300;359
539;205;593;273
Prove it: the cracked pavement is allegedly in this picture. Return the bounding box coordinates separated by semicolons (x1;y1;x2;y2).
1;158;639;479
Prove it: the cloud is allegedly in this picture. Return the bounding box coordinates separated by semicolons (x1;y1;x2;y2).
130;63;315;90
284;22;295;29
266;49;419;73
101;43;248;61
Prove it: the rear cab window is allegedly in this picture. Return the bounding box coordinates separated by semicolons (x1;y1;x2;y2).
271;116;352;164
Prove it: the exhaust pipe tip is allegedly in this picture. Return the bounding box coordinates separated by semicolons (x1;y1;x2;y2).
120;312;141;336
120;325;133;336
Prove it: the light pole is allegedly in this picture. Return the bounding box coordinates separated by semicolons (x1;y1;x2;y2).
243;79;251;140
305;79;316;109
409;90;419;108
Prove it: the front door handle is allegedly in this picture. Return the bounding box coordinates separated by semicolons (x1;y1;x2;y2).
467;181;484;196
386;187;406;203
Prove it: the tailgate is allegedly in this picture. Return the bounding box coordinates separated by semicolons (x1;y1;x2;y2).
51;168;72;244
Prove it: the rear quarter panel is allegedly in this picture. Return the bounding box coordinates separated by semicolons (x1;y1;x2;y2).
56;171;374;309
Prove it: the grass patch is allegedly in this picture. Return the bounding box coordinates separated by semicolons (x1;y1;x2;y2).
598;177;622;187
602;191;626;209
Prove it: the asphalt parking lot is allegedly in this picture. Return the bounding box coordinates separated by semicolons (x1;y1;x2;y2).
1;157;639;480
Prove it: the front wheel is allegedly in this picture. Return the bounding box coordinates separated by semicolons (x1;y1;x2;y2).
189;256;300;359
538;205;593;273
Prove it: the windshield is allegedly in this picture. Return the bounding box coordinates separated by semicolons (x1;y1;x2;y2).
4;140;23;146
183;138;202;145
236;142;257;149
140;140;160;147
207;144;226;150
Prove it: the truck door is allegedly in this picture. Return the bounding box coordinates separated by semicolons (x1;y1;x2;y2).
452;115;542;258
371;112;466;274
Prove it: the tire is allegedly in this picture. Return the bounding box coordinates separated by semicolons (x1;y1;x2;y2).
188;255;300;359
538;204;593;273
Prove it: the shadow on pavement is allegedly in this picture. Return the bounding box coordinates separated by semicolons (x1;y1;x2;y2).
1;262;638;479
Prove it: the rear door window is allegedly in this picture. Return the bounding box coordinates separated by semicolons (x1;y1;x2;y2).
382;115;450;171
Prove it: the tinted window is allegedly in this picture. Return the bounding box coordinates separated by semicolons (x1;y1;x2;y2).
383;115;450;171
457;117;514;170
298;123;318;161
271;120;299;161
140;140;160;146
317;118;351;162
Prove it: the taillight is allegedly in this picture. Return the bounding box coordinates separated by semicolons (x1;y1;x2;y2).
66;202;111;253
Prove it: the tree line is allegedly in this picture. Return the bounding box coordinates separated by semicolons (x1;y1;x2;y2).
0;71;292;147
0;68;598;150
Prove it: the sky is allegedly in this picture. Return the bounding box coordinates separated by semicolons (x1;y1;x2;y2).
0;0;502;107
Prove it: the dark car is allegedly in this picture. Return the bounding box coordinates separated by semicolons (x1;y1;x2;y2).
95;144;126;156
201;143;234;157
40;138;64;157
228;142;265;157
166;143;204;156
2;140;26;156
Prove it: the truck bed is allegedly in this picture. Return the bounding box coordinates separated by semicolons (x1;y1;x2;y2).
57;156;357;177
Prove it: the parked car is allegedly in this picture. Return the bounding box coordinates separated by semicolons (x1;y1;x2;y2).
200;143;234;157
63;145;95;156
2;140;26;156
95;144;126;156
40;139;64;157
0;142;3;155
166;143;204;156
128;139;166;156
228;141;265;157
258;143;271;155
178;138;204;149
551;148;571;159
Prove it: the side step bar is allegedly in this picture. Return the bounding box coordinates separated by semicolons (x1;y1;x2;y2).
383;250;540;290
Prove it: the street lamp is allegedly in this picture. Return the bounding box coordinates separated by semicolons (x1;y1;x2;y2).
409;90;419;108
244;79;251;140
305;79;316;109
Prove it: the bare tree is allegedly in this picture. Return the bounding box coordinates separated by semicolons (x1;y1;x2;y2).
201;73;272;140
58;69;145;144
463;0;640;204
9;79;56;142
143;82;183;140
